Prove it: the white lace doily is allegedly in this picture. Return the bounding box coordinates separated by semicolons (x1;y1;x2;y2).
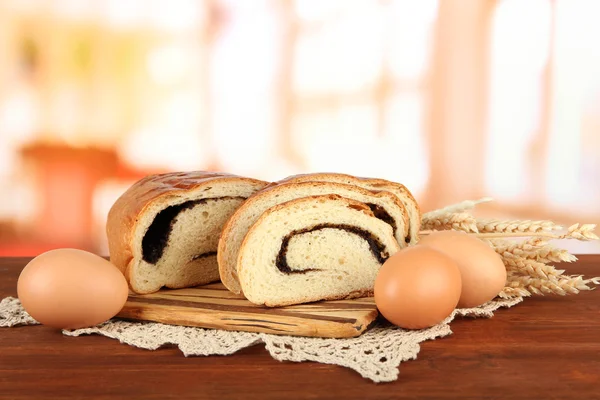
0;296;522;382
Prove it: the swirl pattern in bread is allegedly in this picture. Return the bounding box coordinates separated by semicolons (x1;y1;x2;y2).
106;171;268;294
217;180;409;295
237;195;401;307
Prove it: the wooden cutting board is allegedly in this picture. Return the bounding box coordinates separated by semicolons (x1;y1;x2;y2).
116;283;379;338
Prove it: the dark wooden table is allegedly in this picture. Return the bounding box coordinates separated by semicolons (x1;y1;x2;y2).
1;256;599;400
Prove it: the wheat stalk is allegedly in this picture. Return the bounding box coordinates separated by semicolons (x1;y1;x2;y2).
501;253;565;279
506;274;600;296
563;224;600;241
421;212;478;233
498;286;531;299
486;237;547;252
488;238;578;264
422;197;492;222
471;224;598;240
493;237;598;298
476;219;562;234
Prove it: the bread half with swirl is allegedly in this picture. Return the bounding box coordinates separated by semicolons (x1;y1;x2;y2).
278;172;421;245
106;171;268;294
217;180;409;294
238;194;401;307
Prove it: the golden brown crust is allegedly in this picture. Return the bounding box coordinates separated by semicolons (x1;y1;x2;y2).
276;172;422;240
106;171;268;290
257;179;410;234
277;172;420;213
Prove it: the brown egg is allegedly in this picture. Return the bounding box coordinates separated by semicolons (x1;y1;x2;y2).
17;248;129;330
374;246;462;330
418;231;507;308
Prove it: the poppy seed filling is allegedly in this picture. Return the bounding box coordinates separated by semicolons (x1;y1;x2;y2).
142;196;244;264
365;203;397;236
276;223;391;274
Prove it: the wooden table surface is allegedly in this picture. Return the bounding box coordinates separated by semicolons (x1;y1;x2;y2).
1;256;599;400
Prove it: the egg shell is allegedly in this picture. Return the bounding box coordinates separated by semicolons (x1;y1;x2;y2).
374;246;462;330
17;248;129;330
418;231;507;308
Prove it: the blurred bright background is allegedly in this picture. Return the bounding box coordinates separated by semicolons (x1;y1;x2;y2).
0;0;599;256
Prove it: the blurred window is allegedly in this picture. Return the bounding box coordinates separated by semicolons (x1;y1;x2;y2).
486;0;600;212
290;0;438;195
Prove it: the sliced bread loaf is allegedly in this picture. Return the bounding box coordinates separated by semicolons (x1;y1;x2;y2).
106;171;268;294
238;194;401;307
278;172;421;245
217;180;409;294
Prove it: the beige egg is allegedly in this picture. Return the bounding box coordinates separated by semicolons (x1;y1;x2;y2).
17;248;129;330
374;246;462;330
418;231;507;308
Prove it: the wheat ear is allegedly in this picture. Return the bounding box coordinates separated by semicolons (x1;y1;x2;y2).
506;275;600;296
421;212;478;233
476;219;562;234
501;253;565;279
498;286;532;299
422;197;493;222
471;223;599;240
487;238;578;264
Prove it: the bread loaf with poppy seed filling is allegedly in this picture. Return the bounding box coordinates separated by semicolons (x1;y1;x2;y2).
106;171;268;294
217;180;409;295
237;195;401;307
